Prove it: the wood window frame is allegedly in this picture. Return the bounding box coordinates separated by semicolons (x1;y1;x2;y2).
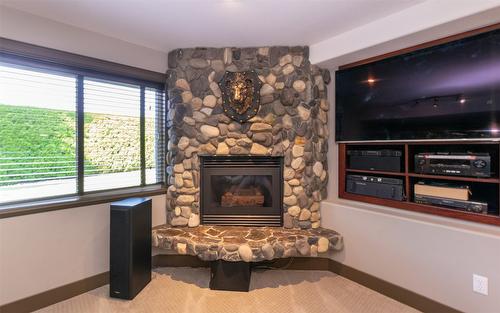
0;38;167;218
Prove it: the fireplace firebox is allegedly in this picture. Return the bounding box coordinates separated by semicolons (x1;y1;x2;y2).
200;155;283;226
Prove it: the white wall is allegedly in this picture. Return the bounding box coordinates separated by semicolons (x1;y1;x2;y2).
0;195;166;306
2;2;500;311
322;73;500;313
0;7;169;305
310;0;500;68
0;6;167;73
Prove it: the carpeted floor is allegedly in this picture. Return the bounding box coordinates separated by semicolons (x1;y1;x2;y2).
35;268;420;313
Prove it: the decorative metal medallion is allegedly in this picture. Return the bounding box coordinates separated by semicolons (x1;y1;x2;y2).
218;70;262;123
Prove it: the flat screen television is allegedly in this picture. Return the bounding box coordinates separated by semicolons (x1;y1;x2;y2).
335;28;500;142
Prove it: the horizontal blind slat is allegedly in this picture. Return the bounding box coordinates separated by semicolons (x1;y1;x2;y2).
0;64;78;202
83;77;142;192
0;62;165;204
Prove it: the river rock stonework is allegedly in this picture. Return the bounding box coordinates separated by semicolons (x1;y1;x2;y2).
153;225;343;262
166;46;330;229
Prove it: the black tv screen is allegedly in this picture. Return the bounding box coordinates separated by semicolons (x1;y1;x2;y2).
335;29;500;142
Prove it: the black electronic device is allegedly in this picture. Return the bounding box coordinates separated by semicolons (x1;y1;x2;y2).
335;28;500;142
414;153;491;177
414;194;488;214
210;260;251;292
346;174;404;201
348;149;402;172
110;198;152;300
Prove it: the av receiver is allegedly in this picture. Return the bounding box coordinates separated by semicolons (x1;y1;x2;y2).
414;194;488;214
414;153;491;177
346;174;404;201
348;149;402;172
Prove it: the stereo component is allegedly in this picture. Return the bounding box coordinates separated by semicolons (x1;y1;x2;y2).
110;198;152;300
346;174;404;201
348;149;402;172
414;152;491;177
415;194;488;214
414;182;471;201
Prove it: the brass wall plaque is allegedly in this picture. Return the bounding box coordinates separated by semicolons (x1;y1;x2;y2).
218;71;262;123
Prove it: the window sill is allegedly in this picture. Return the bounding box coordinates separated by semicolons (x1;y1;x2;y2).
0;184;167;219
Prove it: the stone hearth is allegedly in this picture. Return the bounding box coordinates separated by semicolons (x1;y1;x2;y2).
165;46;330;229
153;225;342;262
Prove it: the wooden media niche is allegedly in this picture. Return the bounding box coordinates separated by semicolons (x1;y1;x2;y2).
339;141;500;226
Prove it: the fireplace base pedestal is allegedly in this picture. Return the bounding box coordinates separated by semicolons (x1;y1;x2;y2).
209;260;251;292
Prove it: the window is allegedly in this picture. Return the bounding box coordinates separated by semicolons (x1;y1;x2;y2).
83;78;142;191
0;61;165;205
0;64;77;202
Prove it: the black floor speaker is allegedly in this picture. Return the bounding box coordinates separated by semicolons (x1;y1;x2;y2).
110;197;152;300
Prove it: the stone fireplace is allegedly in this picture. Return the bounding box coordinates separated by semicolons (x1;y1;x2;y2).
165;46;330;229
200;155;283;226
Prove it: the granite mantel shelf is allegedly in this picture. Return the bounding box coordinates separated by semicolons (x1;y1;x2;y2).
152;225;343;262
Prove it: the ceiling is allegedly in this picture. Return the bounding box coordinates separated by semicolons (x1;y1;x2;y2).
0;0;424;53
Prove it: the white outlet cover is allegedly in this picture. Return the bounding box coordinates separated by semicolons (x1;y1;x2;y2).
473;274;488;296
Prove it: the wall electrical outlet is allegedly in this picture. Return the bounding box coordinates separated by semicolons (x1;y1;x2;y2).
473;274;488;295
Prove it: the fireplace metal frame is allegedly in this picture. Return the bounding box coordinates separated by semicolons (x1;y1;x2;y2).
200;155;283;227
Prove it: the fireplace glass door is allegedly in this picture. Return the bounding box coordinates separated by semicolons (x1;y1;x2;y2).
200;156;283;226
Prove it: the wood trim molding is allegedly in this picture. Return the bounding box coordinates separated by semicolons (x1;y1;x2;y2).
0;37;166;84
327;259;461;313
0;272;109;313
0;185;167;219
153;254;210;268
0;256;461;313
152;255;461;313
339;22;500;70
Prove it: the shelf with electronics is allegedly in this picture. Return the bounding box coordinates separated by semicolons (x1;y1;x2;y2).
339;141;500;226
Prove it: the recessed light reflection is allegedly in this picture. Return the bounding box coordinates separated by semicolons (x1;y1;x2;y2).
364;77;378;86
489;122;499;133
